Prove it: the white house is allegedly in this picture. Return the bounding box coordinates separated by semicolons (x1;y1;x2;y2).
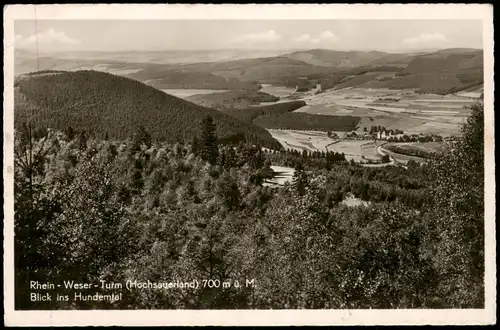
316;80;322;93
377;130;388;139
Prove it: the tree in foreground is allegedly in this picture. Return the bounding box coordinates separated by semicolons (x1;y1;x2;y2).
428;104;485;308
292;162;308;196
199;115;219;165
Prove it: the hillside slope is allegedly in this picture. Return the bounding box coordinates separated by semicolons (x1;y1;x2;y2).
330;49;483;94
221;101;307;123
14;70;283;149
176;56;331;82
126;64;259;90
285;49;389;67
15;48;484;96
402;49;483;74
185;90;279;109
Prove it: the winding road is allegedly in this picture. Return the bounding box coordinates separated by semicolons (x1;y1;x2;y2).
360;145;397;167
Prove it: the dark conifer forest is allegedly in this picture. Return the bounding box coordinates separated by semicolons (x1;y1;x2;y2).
14;71;282;150
221;101;307;123
14;79;485;311
253;112;361;131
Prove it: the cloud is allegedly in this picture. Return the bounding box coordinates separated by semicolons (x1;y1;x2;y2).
293;34;312;43
15;28;81;50
293;30;340;45
402;33;449;46
231;30;282;44
313;30;340;44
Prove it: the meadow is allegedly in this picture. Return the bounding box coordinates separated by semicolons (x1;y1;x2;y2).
296;87;480;136
268;129;335;152
268;129;385;162
326;140;383;162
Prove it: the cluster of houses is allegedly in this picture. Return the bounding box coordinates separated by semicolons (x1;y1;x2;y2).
375;129;404;140
328;128;445;143
332;128;405;141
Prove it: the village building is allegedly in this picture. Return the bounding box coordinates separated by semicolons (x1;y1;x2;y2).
377;130;387;140
294;79;322;94
315;80;322;94
375;129;405;141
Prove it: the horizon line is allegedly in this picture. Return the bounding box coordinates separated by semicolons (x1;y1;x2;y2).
16;46;483;54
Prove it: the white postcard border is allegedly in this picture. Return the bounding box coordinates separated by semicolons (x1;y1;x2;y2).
3;4;496;326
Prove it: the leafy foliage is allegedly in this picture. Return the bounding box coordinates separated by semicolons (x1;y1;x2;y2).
426;104;485;307
14;104;484;310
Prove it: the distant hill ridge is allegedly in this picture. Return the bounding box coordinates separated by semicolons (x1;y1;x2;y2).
15;48;483;95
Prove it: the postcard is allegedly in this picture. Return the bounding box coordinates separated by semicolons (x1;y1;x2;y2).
3;3;495;326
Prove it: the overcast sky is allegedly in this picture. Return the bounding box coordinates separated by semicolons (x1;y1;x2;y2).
14;20;483;53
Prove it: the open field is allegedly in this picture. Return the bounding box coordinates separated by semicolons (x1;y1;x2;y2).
259;84;296;98
326;140;384;162
268;129;334;152
296;87;479;136
268;129;385;162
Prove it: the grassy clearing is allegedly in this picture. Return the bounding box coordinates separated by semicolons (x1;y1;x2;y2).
263;165;295;186
268;129;334;152
259;84;296;98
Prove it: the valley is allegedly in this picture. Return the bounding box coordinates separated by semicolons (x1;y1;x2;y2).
297;87;480;137
253;80;480;163
13;48;485;205
11;14;488;313
14;46;483;166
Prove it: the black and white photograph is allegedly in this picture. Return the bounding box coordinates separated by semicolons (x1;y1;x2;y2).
3;4;495;326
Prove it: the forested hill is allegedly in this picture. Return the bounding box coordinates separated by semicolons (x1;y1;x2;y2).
14;70;282;150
